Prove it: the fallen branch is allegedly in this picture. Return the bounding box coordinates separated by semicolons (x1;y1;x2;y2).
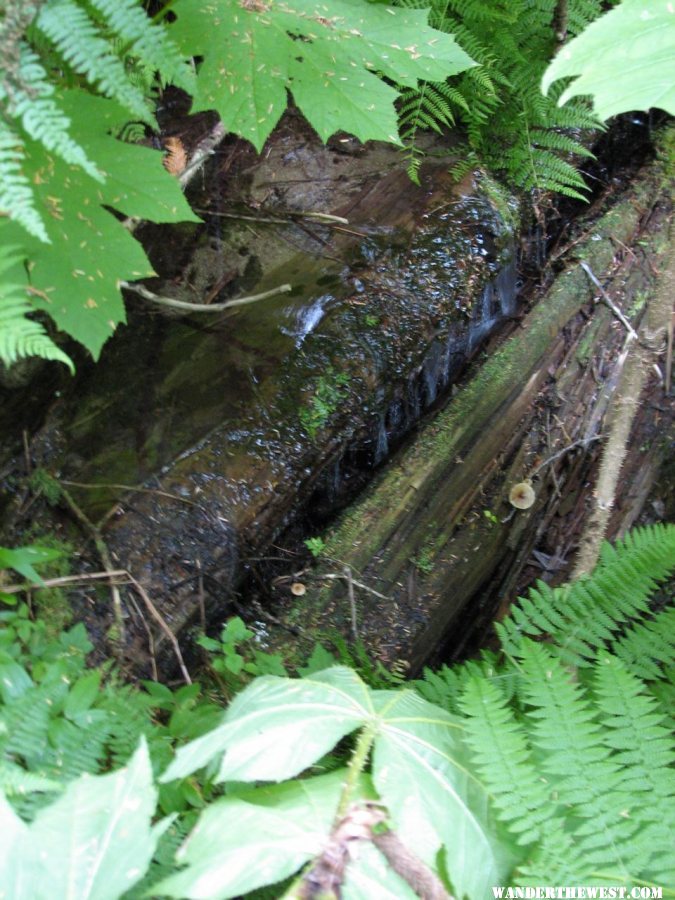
580;261;639;340
529;434;603;478
125;571;192;685
0;569;130;594
121;280;292;312
59;487;126;647
319;571;389;601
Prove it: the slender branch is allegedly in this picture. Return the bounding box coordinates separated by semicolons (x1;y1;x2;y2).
0;570;130;594
344;565;358;640
59;487;126;646
125;571;192;685
121;280;292;312
580;261;639;340
319;571;389;601
529;434;603;478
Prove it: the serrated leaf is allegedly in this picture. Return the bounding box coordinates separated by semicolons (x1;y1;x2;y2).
0;655;33;703
162;667;512;899
56;91;200;224
170;0;475;150
161;666;369;783
542;0;675;120
156;770;365;899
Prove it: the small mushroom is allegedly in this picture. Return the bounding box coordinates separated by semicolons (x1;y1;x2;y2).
290;582;306;596
509;481;536;509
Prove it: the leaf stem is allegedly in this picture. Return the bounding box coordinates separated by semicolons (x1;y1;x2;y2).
336;723;376;819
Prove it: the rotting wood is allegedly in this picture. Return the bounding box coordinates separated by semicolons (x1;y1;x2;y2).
265;155;672;672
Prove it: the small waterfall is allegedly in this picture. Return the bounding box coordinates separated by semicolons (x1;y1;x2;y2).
281;293;334;345
373;415;389;466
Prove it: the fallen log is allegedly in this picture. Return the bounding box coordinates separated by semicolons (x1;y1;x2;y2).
267;151;673;673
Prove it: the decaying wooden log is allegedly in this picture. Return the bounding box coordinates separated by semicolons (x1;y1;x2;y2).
265;153;673;673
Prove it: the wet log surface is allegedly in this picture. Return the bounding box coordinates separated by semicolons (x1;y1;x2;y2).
0;121;522;673
264;153;673;673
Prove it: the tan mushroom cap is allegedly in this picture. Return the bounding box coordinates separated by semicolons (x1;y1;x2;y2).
290;582;307;596
509;482;536;509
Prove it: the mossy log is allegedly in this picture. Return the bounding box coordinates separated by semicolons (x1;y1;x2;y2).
266;154;673;673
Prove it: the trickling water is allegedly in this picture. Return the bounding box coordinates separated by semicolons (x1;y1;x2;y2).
374;414;389;466
281;293;335;345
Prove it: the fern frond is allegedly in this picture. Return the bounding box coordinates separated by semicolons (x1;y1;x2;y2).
9;43;100;181
87;0;194;93
460;674;554;845
0;124;49;243
611;606;675;683
0;760;61;796
517;641;641;876
496;524;675;666
0;246;74;372
35;0;152;122
530;129;595;158
592;655;675;882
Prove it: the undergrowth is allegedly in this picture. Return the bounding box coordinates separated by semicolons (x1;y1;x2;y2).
396;0;603;199
0;523;673;896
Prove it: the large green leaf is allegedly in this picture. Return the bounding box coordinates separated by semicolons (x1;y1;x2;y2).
9;89;199;358
156;770;368;899
161;667;512;899
0;794;30;899
371;688;514;900
161;666;370;783
0;738;166;900
56;91;199;224
342;841;418;900
542;0;675;119
170;0;475;150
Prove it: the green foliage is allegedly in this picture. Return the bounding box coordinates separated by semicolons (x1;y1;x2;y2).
0;0;199;365
0;527;673;894
542;0;675;120
494;523;675;669
0;244;74;372
0;739;167;900
397;0;601;197
170;0;474;152
304;535;327;558
159;665;511;899
299;368;351;439
0;0;474;370
197;616;288;697
0;543;62;590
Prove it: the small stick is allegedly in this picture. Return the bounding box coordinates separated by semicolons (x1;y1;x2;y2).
580;261;639;340
22;430;31;476
196;559;206;633
125;572;192;685
0;569;130;594
178;121;227;189
319;572;389;601
59;488;126;645
345;565;358;641
529;434;603;478
121;280;292;312
126;591;159;682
